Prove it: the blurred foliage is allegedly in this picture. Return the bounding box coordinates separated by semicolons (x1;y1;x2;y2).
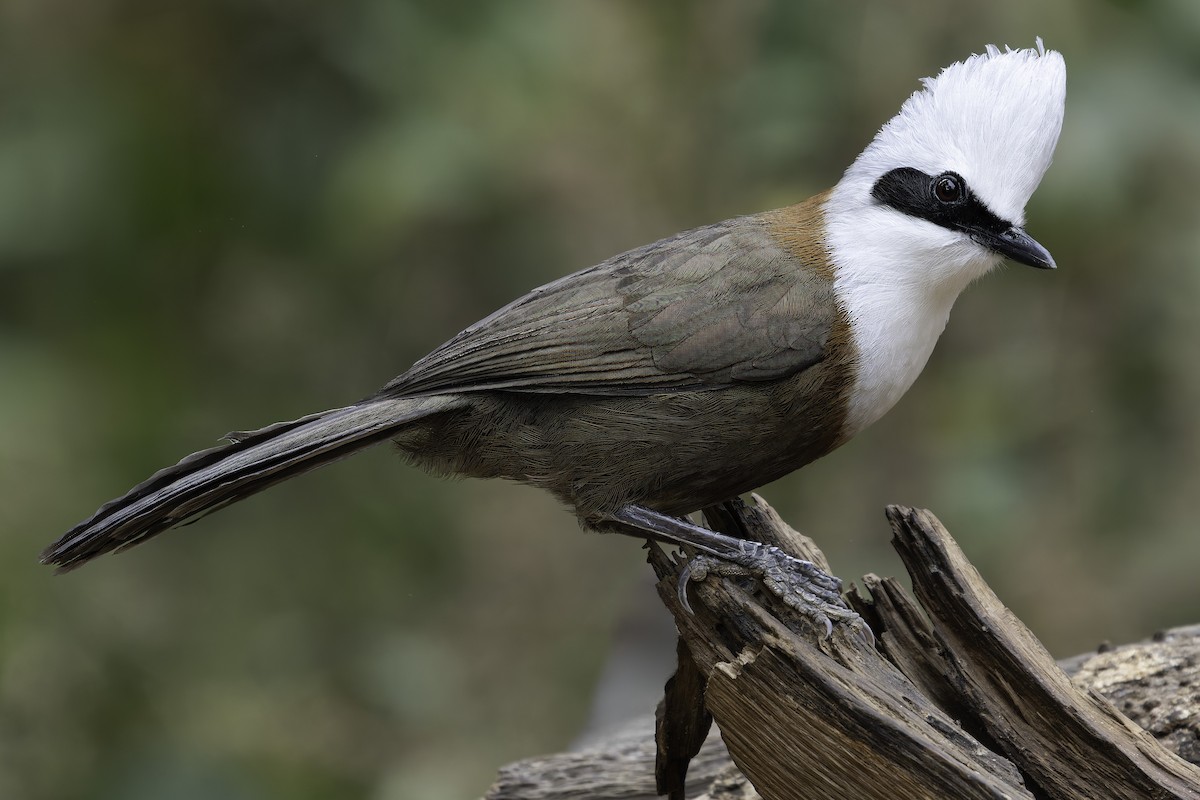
3;1;1200;797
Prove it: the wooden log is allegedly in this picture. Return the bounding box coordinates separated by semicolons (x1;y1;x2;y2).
655;634;712;798
482;715;732;800
882;506;1200;799
1065;624;1200;765
484;500;1200;800
650;500;1029;800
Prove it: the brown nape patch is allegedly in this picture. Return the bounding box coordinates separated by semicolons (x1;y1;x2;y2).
762;190;836;279
764;190;859;448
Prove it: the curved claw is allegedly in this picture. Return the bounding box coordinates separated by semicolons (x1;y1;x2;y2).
677;560;695;614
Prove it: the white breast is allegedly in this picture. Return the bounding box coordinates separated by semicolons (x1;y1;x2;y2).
834;274;955;434
824;202;999;437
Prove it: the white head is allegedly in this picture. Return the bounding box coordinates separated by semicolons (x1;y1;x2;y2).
826;40;1066;295
824;41;1066;437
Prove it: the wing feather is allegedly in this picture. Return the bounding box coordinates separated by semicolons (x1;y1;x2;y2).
378;215;835;398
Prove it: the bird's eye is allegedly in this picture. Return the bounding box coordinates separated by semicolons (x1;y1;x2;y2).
932;173;965;204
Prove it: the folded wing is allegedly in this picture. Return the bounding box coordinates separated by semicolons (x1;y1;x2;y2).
379;216;835;399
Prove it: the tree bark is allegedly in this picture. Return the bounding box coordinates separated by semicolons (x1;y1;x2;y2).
484;500;1200;800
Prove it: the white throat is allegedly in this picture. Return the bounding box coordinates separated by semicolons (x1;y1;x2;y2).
824;197;999;435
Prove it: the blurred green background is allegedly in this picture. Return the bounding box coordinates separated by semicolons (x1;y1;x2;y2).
4;1;1200;797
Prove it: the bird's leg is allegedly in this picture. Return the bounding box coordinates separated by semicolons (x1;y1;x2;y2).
605;504;859;636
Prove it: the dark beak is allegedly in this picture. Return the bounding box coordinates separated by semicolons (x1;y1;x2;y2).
974;225;1056;270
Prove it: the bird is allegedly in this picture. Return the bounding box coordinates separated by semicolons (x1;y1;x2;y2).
43;41;1066;610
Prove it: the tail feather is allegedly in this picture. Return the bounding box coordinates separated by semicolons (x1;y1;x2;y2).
42;394;466;572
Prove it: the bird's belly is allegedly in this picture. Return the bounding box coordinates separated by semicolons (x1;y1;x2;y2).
551;393;844;515
398;359;855;519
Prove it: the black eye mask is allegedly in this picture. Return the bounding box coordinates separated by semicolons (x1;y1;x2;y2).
871;167;1055;270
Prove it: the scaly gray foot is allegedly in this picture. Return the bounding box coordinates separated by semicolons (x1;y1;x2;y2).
606;503;861;638
678;545;857;637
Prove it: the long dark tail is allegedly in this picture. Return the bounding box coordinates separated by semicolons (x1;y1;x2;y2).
41;394;467;572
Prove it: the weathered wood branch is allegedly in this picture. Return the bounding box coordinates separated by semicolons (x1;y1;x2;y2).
484;500;1200;800
879;507;1200;799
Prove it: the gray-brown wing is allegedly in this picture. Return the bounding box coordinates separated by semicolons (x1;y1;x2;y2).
379;215;835;398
